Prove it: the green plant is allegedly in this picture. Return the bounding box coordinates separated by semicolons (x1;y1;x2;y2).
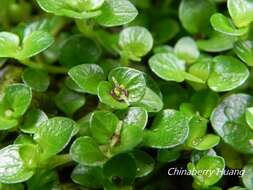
1;0;253;189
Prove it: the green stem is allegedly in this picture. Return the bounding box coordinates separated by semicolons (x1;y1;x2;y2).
110;121;123;147
120;52;130;66
19;59;68;74
51;17;70;36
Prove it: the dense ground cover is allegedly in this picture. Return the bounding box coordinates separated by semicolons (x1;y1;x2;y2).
0;0;253;189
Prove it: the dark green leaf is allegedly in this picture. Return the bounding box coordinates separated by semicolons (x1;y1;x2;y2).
22;68;50;92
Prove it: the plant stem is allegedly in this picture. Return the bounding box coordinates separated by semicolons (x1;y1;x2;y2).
19;59;68;74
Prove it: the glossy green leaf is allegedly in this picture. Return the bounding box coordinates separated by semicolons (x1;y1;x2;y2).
228;0;253;28
20;109;48;134
0;145;34;183
185;116;208;148
54;87;86;116
121;107;148;129
193;134;220;151
70;136;107;166
174;37;200;63
18;30;54;59
59;35;101;68
210;13;249;36
64;77;86;93
0;32;20;58
0;31;53;60
0;83;32;118
0;118;19;130
134;87;163;113
131;150;154;178
68;64;105;95
22;68;50;92
246;107;253;130
95;0;138;27
103;153;137;185
179;0;216;34
90;111;119;144
66;0;105;11
108;67;146;104
242;164;253;189
211;94;253;154
119;26;153;61
34;117;77;158
148;53;185;82
208;56;249;92
36;0;101;19
143;109;189;148
71;165;103;189
187;155;225;187
197;31;237;52
234;40;253;66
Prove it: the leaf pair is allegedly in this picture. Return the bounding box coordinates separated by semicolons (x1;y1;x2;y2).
0;31;54;60
185;115;220;151
149;52;203;83
70;107;147;166
149;53;249;92
211;0;253;37
188;155;225;188
36;0;138;27
0;117;78;183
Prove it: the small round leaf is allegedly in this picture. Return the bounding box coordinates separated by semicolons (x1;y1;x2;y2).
174;37;200;63
103;153;137;186
68;64;105;95
90;111;119;144
34;117;78;158
143;109;189;148
60;35;101;68
119;26;153;60
71;165;103;189
22;68;50;92
208;56;249;92
210;13;249;36
148;53;185;82
70;136;107;166
95;0;138;27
